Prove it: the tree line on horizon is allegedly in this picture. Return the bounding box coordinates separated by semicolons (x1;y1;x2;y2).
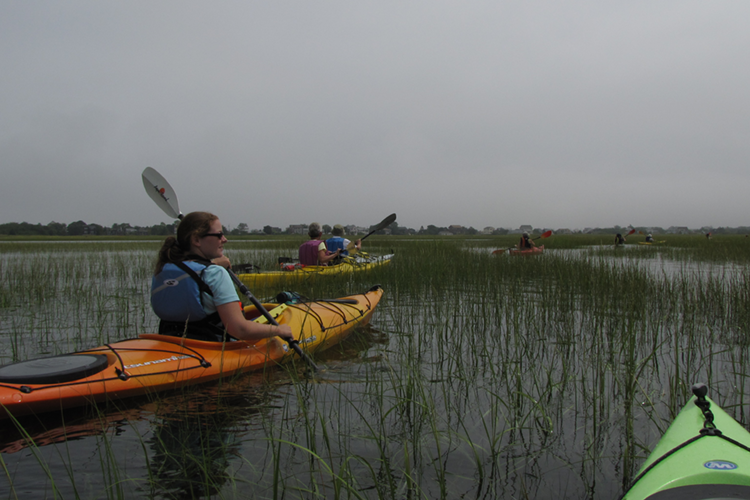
1;220;748;237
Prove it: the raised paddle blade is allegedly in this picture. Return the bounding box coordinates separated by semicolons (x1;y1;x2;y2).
534;230;553;240
373;213;397;233
347;213;397;252
142;167;182;220
627;228;636;235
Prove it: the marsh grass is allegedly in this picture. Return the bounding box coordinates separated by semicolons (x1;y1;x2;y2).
1;236;749;499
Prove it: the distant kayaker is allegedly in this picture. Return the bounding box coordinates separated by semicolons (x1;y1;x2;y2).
299;222;342;266
151;211;293;343
645;233;654;243
518;232;536;250
615;233;626;245
326;224;361;259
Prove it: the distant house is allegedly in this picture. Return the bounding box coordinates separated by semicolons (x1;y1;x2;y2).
438;231;453;236
480;226;495;235
666;226;690;234
346;225;369;235
287;224;307;235
519;225;533;233
556;228;573;235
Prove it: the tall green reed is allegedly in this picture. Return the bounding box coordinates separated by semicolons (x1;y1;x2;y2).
2;237;750;499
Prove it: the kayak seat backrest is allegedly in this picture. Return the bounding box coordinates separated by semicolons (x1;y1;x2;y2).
0;354;110;385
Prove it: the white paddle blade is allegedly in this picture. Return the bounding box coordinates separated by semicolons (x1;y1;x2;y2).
142;167;182;219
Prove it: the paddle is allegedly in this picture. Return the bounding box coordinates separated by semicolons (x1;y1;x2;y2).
533;230;553;241
345;213;397;255
141;167;319;371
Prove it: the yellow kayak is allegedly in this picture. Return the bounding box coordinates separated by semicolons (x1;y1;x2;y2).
638;241;666;245
236;253;393;288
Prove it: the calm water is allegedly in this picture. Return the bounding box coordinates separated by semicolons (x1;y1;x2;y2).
1;242;749;499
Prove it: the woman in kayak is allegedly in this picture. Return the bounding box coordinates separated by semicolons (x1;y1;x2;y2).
151;211;293;343
615;233;626;245
518;232;536;250
299;222;342;266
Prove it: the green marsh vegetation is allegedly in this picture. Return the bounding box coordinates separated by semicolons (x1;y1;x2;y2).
0;235;749;498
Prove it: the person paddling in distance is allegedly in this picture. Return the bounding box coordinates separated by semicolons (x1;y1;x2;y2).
299;222;342;266
518;232;536;250
615;233;626;246
151;211;293;343
326;224;361;260
645;233;655;243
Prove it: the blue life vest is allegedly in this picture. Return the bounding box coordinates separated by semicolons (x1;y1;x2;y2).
326;236;348;256
151;261;213;322
151;260;228;342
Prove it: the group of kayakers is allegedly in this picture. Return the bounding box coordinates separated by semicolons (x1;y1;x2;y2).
150;213;364;343
298;222;362;266
615;231;653;245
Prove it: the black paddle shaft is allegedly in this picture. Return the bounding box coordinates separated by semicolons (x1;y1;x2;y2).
228;271;319;371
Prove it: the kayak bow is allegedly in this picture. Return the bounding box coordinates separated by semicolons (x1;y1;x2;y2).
621;383;750;499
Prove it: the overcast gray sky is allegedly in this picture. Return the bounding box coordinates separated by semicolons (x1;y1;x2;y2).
2;1;749;231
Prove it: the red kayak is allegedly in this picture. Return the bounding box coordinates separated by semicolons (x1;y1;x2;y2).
493;245;544;256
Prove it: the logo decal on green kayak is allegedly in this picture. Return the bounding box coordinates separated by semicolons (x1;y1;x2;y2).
704;461;737;470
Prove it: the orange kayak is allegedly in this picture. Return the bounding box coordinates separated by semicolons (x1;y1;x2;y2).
0;286;383;419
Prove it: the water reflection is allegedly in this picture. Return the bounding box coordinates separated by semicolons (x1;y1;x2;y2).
0;373;272;454
0;325;385;500
145;374;275;499
0;405;145;454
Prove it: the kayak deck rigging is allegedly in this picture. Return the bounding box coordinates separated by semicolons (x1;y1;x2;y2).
0;287;384;419
622;383;750;499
